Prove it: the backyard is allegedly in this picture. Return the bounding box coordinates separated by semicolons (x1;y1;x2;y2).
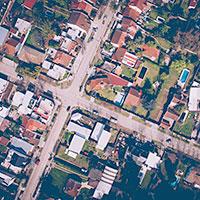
39;168;69;199
173;112;196;137
149;59;194;120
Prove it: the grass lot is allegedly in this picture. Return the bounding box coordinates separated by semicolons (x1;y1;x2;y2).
136;103;148;117
144;19;159;30
155;37;172;50
141;170;153;189
173;112;196;137
39;168;69;199
26;27;45;49
57;145;89;168
98;87;117;101
150;60;194;120
140;59;160;87
121;65;136;81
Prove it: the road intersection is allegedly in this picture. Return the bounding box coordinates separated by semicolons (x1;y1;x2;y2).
0;4;199;200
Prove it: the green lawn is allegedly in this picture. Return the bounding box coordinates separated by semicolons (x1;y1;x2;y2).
150;59;194;120
173;112;196;137
121;65;136;81
39;168;69;199
141;170;152;189
98;88;117;101
140;59;160;86
155;37;172;50
58;145;89;168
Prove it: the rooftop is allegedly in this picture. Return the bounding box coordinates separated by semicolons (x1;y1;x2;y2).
68;11;91;32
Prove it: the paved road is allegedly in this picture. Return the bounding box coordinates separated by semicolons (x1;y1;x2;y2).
0;3;200;200
20;4;115;200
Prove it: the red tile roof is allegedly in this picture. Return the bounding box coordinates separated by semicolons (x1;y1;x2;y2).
53;50;73;67
141;44;160;62
0;136;9;146
123;7;140;21
189;0;198;9
89;69;129;91
22;116;46;132
129;0;147;12
23;0;37;10
112;47;127;63
4;38;20;56
71;0;93;16
111;30;127;47
121;17;138;37
68;11;91;32
0;119;10;132
124;87;142;107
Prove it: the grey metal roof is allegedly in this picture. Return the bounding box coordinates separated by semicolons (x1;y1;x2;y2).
0;26;9;46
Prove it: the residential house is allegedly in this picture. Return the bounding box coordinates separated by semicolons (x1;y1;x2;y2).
188;87;200;112
111;30;127;48
14;18;31;37
67;11;91;36
18;45;46;65
120;17;138;39
123;87;142;109
47;64;68;81
4;38;21;56
185;167;200;188
160;109;179;129
33;96;54;122
0;136;10;147
66;134;86;158
0;26;9;48
188;0;198;9
88;69;129;91
2;137;34;173
93;165;118;199
64;178;81;197
23;0;37;10
22;115;46;132
12;90;36;115
65;121;92;158
0;77;9;100
0;169;15;186
91;122;111;150
53;50;73;68
141;44;160;62
70;0;94;16
60;37;80;56
10;137;34;155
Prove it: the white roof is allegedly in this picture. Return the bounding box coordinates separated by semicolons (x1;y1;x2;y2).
0;26;9;46
122;51;138;68
15;18;31;35
68;134;85;157
188;87;200;111
145;152;161;169
67;121;91;139
96;130;111;151
47;64;66;80
0;171;15;186
0;106;10;118
42;60;52;70
93;165;118;199
0;78;8;94
11;137;34;155
71;113;82;121
91;122;105;141
12;91;25;107
22;90;34;108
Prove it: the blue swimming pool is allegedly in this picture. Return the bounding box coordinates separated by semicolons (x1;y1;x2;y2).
179;69;190;84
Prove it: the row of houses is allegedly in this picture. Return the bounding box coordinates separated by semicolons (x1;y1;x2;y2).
0;74;55;192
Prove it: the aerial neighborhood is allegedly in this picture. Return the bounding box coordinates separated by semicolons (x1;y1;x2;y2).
0;0;199;199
